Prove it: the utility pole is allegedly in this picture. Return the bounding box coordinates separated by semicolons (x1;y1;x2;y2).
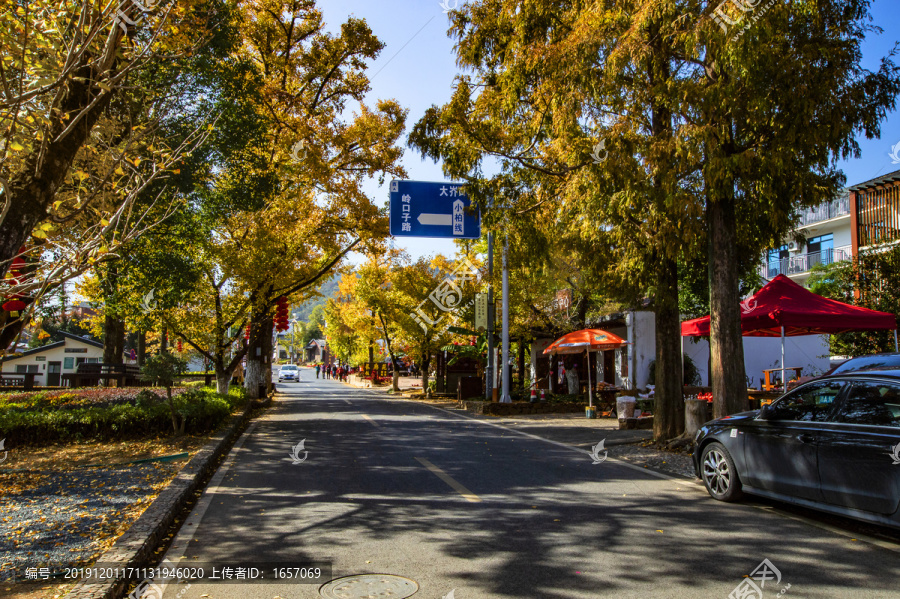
500;231;511;402
485;196;494;401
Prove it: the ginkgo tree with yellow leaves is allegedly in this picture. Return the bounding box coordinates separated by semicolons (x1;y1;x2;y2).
217;0;407;398
323;253;483;391
0;0;226;350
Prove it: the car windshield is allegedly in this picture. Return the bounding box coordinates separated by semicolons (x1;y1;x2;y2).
831;354;900;375
282;365;297;370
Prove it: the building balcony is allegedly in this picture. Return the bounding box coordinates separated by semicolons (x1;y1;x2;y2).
797;195;850;228
760;245;852;279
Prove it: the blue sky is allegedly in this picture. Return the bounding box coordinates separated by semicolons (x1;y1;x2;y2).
321;0;900;261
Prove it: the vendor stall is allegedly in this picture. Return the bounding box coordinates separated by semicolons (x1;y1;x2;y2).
682;274;898;392
543;329;630;411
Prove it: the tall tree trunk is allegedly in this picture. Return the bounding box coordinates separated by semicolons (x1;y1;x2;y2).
101;265;124;364
102;313;119;363
646;29;683;440
245;314;266;399
215;368;231;395
708;190;749;418
421;352;431;391
0;66;114;275
137;331;146;366
518;338;526;389
160;325;168;354
114;319;125;364
653;256;685;440
262;318;274;394
0;59;117;349
166;386;180;434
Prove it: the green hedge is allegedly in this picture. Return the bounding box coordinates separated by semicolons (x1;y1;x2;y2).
0;387;245;446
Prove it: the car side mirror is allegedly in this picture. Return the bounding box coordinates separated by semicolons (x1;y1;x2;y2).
758;404;771;419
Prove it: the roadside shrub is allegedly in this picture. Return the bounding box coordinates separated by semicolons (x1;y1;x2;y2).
134;389;163;407
0;386;247;447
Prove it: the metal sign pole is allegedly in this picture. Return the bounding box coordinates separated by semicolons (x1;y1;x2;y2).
781;326;787;393
501;232;511;403
586;349;593;408
485;196;494;401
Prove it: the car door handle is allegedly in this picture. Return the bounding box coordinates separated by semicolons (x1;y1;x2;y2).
798;434;816;444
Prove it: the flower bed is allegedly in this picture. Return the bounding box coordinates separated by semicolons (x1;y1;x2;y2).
0;388;188;411
0;387;245;447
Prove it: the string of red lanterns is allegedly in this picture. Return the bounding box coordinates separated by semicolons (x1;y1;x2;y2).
2;246;28;317
274;296;290;332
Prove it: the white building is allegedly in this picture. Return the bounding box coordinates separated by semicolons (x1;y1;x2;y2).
759;191;852;287
2;332;104;386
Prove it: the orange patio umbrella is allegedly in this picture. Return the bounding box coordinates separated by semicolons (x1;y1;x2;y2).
543;329;630;407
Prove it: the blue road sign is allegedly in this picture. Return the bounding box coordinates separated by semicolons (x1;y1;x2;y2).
389;179;481;239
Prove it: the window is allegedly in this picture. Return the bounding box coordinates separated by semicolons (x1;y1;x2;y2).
86;357;100;363
833;381;900;427
27;365;39;373
767;245;789;277
807;233;834;254
767;245;788;263
64;357;74;369
807;234;835;268
766;381;844;422
15;365;26;373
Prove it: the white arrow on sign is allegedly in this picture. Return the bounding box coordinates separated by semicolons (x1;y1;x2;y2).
417;213;452;226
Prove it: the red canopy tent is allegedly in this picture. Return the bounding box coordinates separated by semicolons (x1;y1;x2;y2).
681;274;898;390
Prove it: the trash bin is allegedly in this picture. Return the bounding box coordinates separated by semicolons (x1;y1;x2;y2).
616;396;636;420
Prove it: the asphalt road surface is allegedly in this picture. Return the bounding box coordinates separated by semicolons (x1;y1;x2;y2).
152;370;900;599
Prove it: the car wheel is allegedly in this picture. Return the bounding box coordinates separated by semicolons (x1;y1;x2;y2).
701;442;744;502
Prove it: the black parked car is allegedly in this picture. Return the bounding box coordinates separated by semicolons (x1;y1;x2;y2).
829;352;900;375
694;371;900;529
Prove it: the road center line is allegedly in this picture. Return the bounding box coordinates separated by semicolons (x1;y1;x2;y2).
415;457;482;503
400;399;677;481
362;414;379;426
372;395;900;552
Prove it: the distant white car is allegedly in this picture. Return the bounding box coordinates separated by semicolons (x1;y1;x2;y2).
278;364;300;382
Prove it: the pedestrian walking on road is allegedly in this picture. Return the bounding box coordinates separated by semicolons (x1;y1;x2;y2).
315;364;320;379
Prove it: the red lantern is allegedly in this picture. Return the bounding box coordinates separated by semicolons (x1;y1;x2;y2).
6;246;26;280
177;339;183;352
3;246;29;316
274;296;290;332
244;325;250;340
2;298;27;316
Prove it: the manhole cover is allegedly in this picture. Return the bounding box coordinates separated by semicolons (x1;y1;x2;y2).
319;574;419;598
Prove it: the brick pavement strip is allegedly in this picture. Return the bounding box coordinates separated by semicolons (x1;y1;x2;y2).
65;396;271;599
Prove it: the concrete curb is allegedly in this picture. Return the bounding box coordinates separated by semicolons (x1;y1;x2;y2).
65;393;272;599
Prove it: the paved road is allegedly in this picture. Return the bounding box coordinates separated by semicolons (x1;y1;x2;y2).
154;370;900;598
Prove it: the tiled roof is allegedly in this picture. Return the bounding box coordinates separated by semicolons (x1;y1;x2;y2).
849;168;900;191
4;332;103;360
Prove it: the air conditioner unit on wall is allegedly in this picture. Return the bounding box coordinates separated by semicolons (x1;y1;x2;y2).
788;241;799;252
